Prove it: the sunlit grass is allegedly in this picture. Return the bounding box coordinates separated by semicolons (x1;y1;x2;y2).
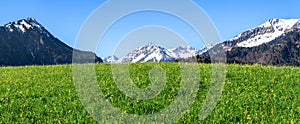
0;63;299;123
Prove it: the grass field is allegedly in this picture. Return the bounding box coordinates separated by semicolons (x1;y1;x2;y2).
0;63;299;123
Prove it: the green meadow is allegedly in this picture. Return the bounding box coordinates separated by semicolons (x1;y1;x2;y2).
0;63;299;123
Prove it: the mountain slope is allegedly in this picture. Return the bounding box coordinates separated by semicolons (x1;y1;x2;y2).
227;29;300;66
212;18;300;52
0;18;102;66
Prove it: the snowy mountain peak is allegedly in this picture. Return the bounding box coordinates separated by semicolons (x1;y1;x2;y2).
170;45;197;59
118;43;176;63
139;42;166;51
114;43;205;63
228;18;300;48
25;17;42;28
4;18;44;33
260;18;299;31
103;55;119;63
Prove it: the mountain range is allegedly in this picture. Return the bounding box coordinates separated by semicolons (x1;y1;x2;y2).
103;43;200;63
0;18;299;66
0;18;102;66
104;18;300;66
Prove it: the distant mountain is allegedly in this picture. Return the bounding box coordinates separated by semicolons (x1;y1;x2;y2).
112;43;207;63
118;43;176;63
103;55;119;63
0;18;102;66
169;45;197;59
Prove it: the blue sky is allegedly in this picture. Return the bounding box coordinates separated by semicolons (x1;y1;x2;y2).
1;0;300;57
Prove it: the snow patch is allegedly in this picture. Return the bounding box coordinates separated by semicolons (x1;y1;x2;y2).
14;24;26;32
20;20;32;29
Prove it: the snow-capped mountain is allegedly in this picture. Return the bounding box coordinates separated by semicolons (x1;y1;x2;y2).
197;43;215;55
103;55;119;63
226;29;300;66
117;43;209;63
118;43;176;63
114;43;209;63
4;18;51;37
169;45;197;59
222;18;300;51
0;18;102;66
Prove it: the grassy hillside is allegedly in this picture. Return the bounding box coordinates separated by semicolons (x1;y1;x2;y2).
0;63;299;123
